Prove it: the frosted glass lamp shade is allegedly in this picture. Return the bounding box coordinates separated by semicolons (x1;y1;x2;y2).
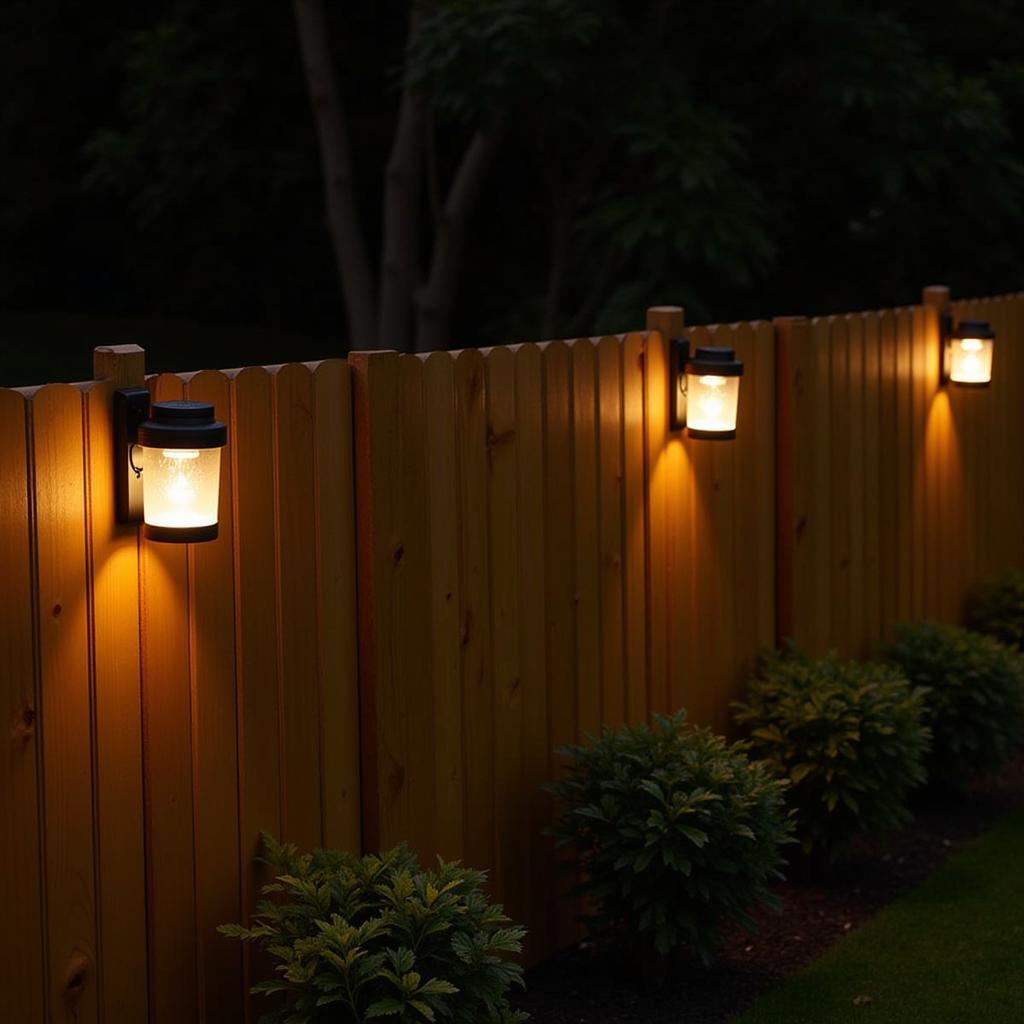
137;401;227;542
948;335;994;385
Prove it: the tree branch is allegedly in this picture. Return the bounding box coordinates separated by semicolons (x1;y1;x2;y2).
293;0;377;346
414;123;502;351
377;7;426;353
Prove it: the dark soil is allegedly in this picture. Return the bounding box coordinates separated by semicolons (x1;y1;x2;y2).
512;752;1024;1024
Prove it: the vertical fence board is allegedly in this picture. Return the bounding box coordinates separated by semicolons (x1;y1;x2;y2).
829;317;851;655
878;311;899;636
597;336;626;726
186;371;243;1023
643;311;680;714
393;356;437;859
33;385;99;1023
485;347;525;926
910;308;929;619
0;388;46;1022
846;316;866;655
540;340;576;945
274;365;323;851
861;314;882;650
571;340;601;739
313;360;361;854
512;343;551;960
141;372;196;1024
422;353;464;861
894;311;914;622
229;366;281;1023
84;378;148;1024
753;322;777;655
455;349;494;874
621;333;648;724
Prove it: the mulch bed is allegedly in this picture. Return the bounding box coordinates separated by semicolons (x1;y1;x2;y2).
512;751;1024;1024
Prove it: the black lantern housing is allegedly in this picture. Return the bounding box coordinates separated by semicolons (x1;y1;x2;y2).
940;316;995;387
669;338;744;438
115;392;228;543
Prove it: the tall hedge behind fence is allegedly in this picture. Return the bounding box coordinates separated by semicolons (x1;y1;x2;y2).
2;288;1023;1020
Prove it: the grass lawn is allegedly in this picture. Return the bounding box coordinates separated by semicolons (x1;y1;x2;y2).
0;311;340;388
733;809;1024;1023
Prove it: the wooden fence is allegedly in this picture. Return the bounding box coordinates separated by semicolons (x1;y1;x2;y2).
3;287;1023;1020
778;288;1024;656
2;348;360;1023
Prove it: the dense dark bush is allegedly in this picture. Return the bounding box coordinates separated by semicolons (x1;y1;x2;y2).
885;621;1024;786
547;712;792;966
967;568;1024;650
221;836;527;1024
733;648;930;859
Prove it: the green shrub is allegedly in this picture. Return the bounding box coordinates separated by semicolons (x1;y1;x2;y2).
967;568;1024;650
885;621;1024;786
546;712;792;965
733;648;930;859
220;836;527;1024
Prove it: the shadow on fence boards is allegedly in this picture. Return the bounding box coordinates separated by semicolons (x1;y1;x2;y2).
2;286;1022;1021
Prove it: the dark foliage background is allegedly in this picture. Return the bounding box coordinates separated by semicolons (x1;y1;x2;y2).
3;0;1024;381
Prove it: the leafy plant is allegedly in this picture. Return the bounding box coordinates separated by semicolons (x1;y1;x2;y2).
733;648;930;859
967;568;1024;650
885;622;1024;787
546;712;792;966
220;836;527;1024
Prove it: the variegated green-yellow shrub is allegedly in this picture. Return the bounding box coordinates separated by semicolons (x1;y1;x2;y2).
220;836;527;1024
733;648;930;859
547;712;792;966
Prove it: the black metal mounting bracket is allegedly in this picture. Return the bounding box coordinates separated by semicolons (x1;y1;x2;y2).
668;336;689;432
114;387;150;523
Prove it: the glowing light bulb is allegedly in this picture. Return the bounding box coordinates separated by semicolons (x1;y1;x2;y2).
949;335;994;385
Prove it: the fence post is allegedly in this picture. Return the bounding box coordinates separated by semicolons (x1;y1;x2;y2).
643;306;683;716
922;284;951;317
89;342;150;1024
94;344;146;388
773;316;809;649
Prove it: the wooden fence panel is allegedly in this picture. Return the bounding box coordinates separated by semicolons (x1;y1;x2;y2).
85;373;149;1024
0;388;46;1022
352;319;778;964
8;285;1024;1018
141;372;197;1024
185;370;243;1023
2;350;360;1022
33;384;99;1023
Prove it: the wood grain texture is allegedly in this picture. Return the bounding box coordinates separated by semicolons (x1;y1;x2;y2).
273;364;323;852
455;348;495;874
621;332;648;724
512;342;552;961
141;372;196;1024
422;352;464;861
83;376;148;1024
0;387;46;1023
32;384;99;1024
571;340;601;740
186;370;243;1023
312;359;361;854
485;346;525;925
229;365;282;1024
